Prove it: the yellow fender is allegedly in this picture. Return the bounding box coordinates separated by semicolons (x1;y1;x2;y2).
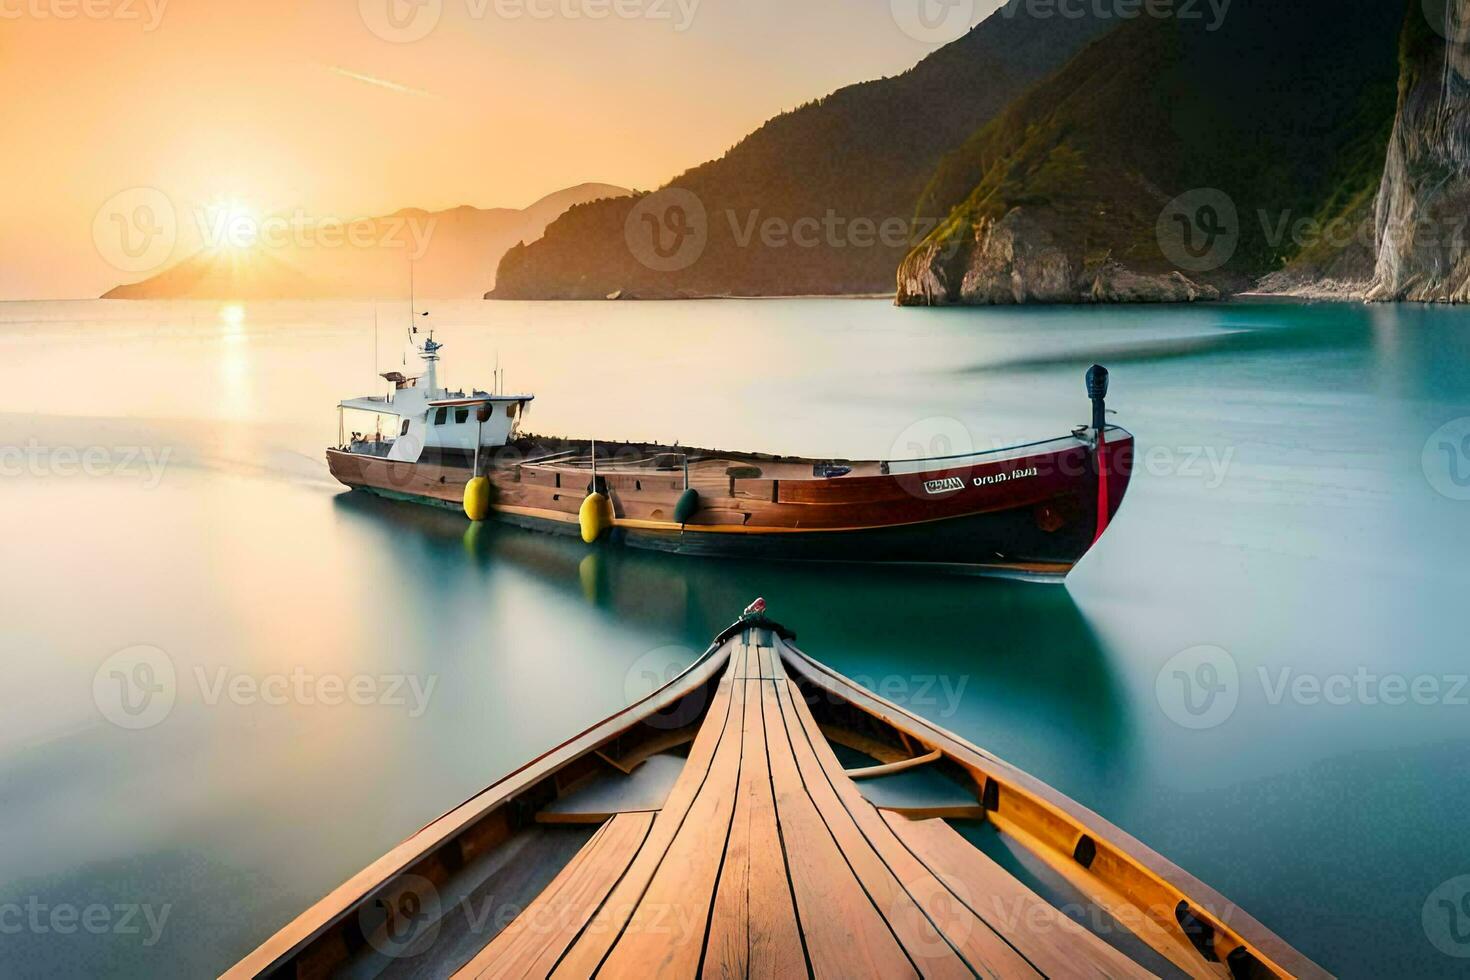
579;491;612;543
463;476;491;522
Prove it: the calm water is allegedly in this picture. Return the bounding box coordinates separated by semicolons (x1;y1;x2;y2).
1;298;1468;978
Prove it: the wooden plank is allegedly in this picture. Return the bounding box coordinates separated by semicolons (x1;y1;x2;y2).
703;679;805;979
778;641;1328;980
732;640;755;679
882;812;1158;980
549;660;745;977
759;679;918;980
536;755;686;824
779;674;1145;979
771;678;994;980
595;676;750;976
453;812;653;979
756;644;780;680
223;641;734;980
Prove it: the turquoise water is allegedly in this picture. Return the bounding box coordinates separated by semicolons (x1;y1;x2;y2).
1;298;1467;977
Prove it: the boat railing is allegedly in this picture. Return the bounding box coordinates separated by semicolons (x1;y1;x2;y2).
525;451;689;473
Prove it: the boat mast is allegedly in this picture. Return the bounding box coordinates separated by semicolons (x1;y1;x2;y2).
1087;364;1111;543
420;334;442;394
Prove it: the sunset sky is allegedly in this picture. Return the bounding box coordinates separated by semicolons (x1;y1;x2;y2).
0;0;1003;300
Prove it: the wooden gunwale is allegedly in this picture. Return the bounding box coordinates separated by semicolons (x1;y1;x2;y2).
224;614;1326;980
219;632;742;979
777;636;1332;980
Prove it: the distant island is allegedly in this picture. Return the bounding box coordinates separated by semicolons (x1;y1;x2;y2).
103;183;630;301
491;0;1469;306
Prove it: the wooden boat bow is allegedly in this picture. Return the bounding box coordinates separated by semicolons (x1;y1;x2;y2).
223;609;1330;980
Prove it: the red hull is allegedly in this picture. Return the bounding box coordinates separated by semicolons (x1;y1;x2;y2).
326;430;1133;576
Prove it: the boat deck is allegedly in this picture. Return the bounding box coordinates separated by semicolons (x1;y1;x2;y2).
517;452;882;482
452;634;1150;979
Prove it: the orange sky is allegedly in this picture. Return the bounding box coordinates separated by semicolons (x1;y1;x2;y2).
0;0;998;299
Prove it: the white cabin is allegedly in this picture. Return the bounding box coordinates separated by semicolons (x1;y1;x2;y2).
337;336;534;466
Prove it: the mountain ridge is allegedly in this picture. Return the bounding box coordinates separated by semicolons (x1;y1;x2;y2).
490;8;1114;299
103;182;630;301
895;0;1406;305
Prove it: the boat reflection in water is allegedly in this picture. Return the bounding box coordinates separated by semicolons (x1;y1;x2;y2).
224;599;1327;980
331;489;1135;787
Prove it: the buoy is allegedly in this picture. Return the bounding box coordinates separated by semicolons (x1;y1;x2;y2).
674;487;700;525
579;491;611;543
578;553;600;602
463;476;490;522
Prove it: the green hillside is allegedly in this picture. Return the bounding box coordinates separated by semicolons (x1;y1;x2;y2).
899;0;1405;303
492;8;1113;299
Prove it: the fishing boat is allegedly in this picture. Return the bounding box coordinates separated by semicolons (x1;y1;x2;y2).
327;337;1133;577
224;603;1328;980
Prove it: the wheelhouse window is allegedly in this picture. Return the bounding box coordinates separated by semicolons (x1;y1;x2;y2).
506;402;518;419
434;408;447;425
400;419;410;436
455;408;469;424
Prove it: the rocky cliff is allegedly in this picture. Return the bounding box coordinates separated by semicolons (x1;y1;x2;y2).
491;7;1114;300
1366;0;1470;302
897;0;1404;306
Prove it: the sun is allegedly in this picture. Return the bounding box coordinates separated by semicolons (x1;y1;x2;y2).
201;197;261;252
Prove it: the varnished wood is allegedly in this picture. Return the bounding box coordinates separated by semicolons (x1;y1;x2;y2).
845;748;943;779
759;677;919;979
593;674;747;976
548;669;744;977
324;429;1136;574
774;676;1043;979
224;617;1330;980
879;812;1154;980
702;676;805;979
454;812;654;979
779;636;1333;980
